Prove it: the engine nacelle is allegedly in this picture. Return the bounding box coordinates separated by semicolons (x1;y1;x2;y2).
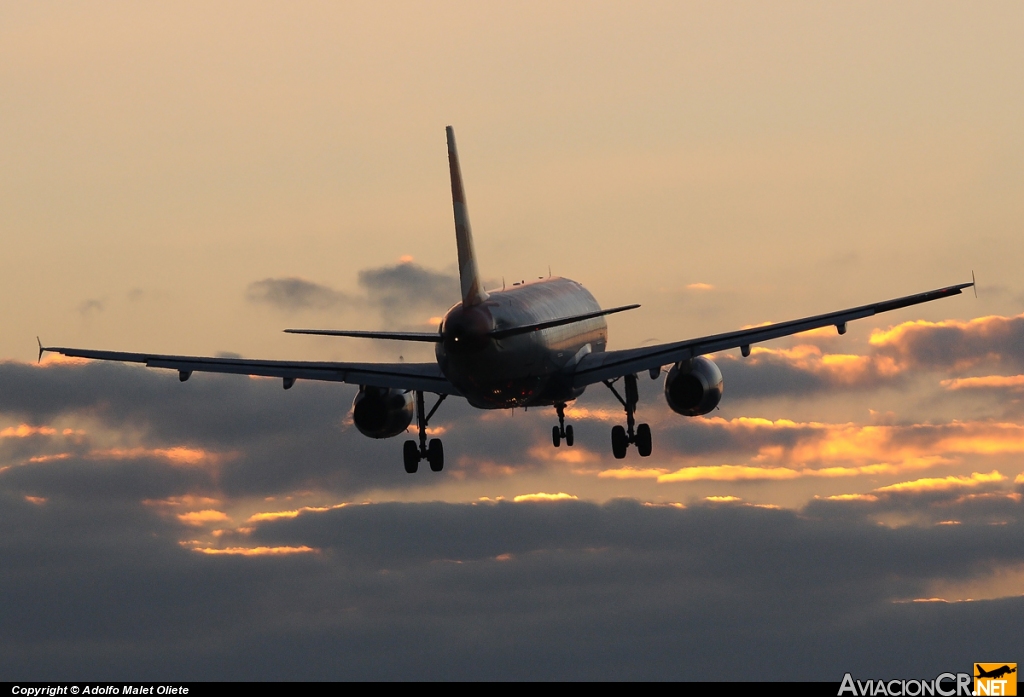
352;386;415;439
664;356;724;416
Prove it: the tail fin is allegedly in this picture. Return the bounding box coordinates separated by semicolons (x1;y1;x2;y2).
446;126;489;307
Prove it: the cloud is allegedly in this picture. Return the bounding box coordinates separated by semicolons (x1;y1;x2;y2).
177;509;231;526
941;375;1024;392
511;492;578;502
77;299;105;315
246;260;460;327
869;313;1024;372
709;313;1024;403
357;261;460;323
246;277;349;311
875;471;1007;493
191;545;316;556
0;363;1022;679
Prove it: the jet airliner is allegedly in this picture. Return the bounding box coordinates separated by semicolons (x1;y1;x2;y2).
41;127;973;473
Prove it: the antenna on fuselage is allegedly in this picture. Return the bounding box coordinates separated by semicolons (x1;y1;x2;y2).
446;126;489;308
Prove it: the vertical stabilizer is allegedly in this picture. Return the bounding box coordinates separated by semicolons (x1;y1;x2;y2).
446;126;489;307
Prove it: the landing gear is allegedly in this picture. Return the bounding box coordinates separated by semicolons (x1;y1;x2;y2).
403;440;419;473
603;374;652;459
552;403;574;447
403;391;447;473
428;438;444;472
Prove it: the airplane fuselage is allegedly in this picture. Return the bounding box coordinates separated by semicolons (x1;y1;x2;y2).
436;277;607;409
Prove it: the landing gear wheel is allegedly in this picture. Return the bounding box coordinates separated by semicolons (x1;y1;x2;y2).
403;440;419;474
611;425;628;459
552;426;561;447
564;424;574;447
636;423;652;457
428;438;444;472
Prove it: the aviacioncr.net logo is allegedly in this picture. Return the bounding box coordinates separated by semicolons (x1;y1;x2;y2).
839;673;972;696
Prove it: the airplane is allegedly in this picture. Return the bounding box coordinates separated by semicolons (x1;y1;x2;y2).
40;126;974;473
975;665;1016;680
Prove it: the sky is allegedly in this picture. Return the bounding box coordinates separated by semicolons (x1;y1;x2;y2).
1;1;1023;680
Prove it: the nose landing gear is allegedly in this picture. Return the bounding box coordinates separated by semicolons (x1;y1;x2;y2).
603;374;652;459
403;391;447;473
551;402;574;447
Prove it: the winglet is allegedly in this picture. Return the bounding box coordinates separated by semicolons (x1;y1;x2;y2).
446;126;489;308
972;270;978;298
37;336;44;364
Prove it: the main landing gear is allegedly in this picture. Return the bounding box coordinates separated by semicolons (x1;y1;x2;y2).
603;374;652;459
404;391;446;474
551;402;574;447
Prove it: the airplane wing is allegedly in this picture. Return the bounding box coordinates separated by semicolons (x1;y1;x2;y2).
38;345;460;395
571;282;973;388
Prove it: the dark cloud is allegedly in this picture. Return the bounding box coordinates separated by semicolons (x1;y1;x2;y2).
246;277;349;311
2;359;1023;679
871;314;1024;372
357;262;459;324
246;261;460;326
77;298;105;315
0;491;1020;679
716;352;831;399
0;360;554;497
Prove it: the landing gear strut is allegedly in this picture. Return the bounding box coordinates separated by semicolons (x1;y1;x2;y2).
551;402;574;447
603;374;652;459
404;391;446;473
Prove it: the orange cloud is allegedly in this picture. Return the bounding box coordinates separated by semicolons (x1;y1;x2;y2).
528;444;600;465
686;283;714;291
191;546;317;556
941;375;1024;391
512;492;578;502
823;493;879;502
875;471;1006;493
598;467;671;480
27;453;72;463
89;446;230;466
869;313;1024;372
705;496;741;502
36;354;90;367
1;424;56;438
739;344;901;385
870;314;1017;348
246;503;347;523
177;510;231;526
593;417;1024;483
657;465;803;483
24;495;47;505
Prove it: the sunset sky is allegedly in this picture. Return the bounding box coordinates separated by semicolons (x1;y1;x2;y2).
1;1;1022;679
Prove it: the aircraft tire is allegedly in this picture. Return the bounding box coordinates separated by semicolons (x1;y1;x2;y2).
552;426;561;447
565;425;574;447
428;438;444;472
403;440;419;474
636;423;652;457
611;425;628;459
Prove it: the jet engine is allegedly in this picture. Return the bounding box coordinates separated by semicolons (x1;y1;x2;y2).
663;356;723;416
352;386;415;439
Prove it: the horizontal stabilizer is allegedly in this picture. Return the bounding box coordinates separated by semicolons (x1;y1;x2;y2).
489;304;640;340
284;329;441;342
